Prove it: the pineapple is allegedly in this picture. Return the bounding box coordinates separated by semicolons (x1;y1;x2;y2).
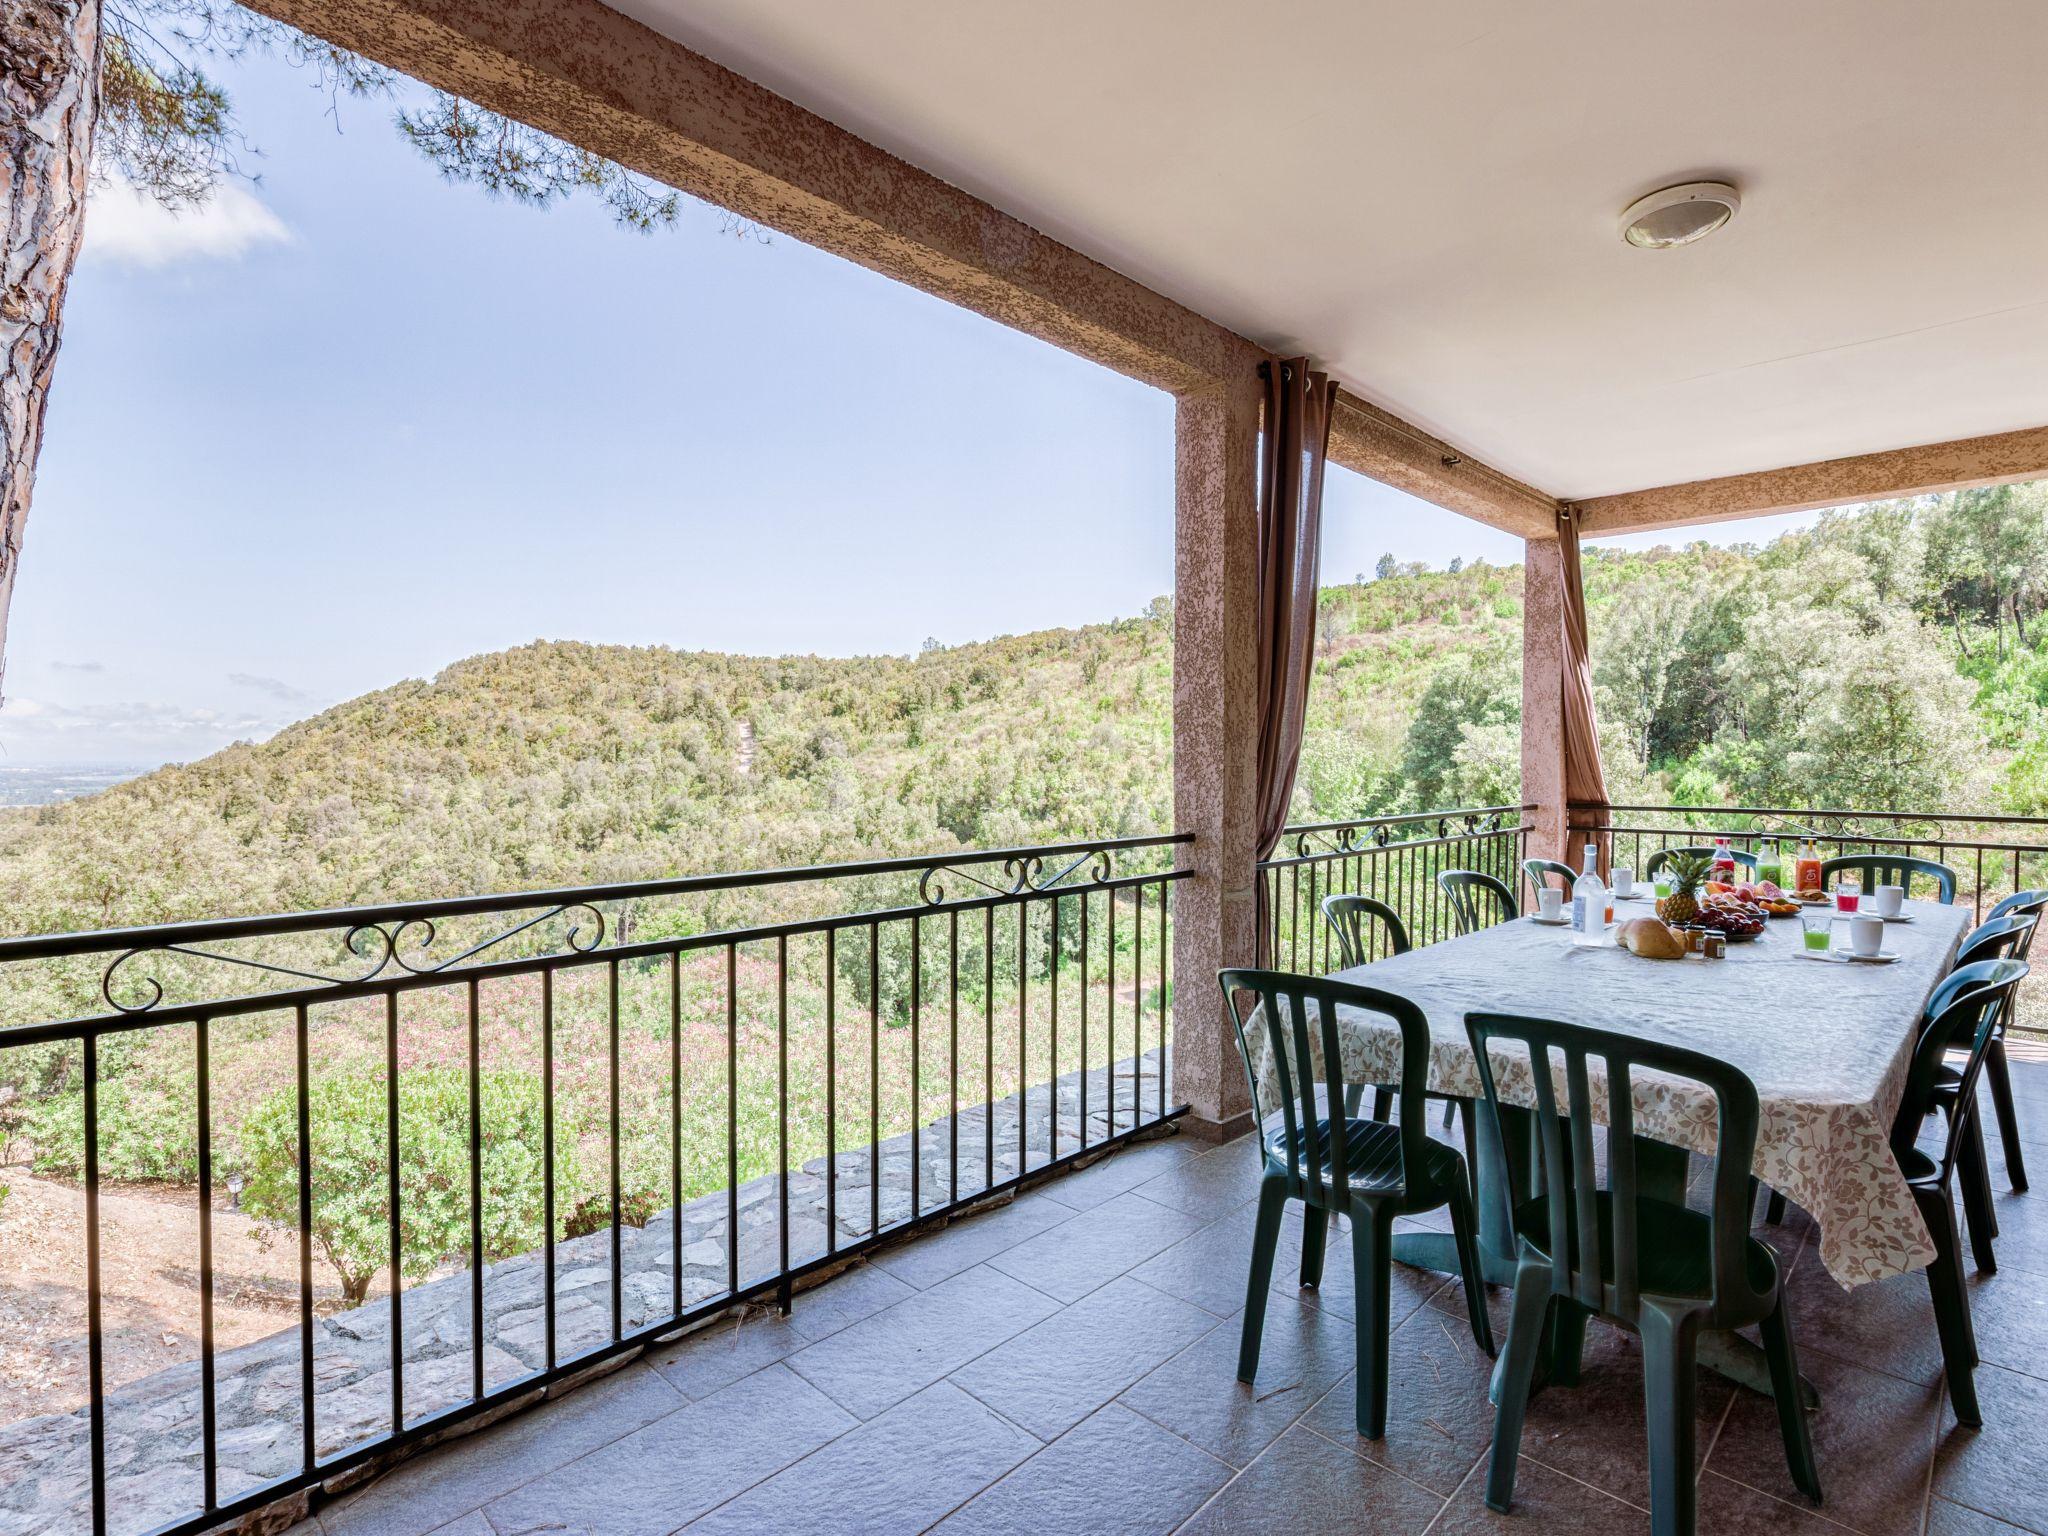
1656;852;1711;926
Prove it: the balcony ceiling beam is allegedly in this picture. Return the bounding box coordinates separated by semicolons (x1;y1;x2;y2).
243;0;1268;398
1328;392;1559;539
245;0;1562;536
1571;423;2048;536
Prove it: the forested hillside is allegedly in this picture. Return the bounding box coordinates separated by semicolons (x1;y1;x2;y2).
2;483;2044;939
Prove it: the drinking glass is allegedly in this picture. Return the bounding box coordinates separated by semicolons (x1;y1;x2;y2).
1834;874;1861;914
1801;908;1835;953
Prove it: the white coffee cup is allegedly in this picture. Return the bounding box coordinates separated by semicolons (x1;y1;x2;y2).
1850;913;1885;958
1612;866;1635;899
1538;887;1564;920
1874;884;1904;919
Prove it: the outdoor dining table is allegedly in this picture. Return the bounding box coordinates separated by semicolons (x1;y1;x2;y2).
1249;894;1970;1401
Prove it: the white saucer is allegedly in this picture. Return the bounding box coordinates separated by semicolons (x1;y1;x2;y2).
1864;910;1914;923
1798;948;1900;963
1526;913;1570;926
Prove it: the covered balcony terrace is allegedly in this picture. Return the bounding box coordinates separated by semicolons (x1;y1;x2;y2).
4;1;2048;1534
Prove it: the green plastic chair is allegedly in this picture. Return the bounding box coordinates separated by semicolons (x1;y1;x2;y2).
1818;853;1957;905
1954;913;2034;971
1219;969;1494;1439
1642;844;1758;878
1438;868;1517;934
1975;891;2047;1192
1891;958;2030;1426
1925;918;2033;1271
1465;1012;1820;1536
1322;894;1469;1131
1522;858;1577;898
1320;894;1410;970
1321;895;1408;1123
1985;889;2048;955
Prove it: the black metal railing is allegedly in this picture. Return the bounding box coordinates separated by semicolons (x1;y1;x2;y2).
0;833;1189;1536
1257;806;1532;972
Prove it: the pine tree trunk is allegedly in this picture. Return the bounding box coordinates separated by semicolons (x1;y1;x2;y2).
0;0;99;704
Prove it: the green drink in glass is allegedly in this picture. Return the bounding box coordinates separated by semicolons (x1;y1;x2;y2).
1800;908;1834;953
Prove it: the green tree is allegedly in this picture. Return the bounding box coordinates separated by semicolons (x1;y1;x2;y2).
1814;499;1923;608
99;2;683;226
2;0;706;706
240;1066;584;1306
1922;484;2048;658
1592;580;1692;768
1398;644;1519;808
1778;615;1979;811
1446;717;1521;806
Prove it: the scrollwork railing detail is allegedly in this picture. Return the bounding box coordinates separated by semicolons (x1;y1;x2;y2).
99;902;608;1015
918;846;1117;907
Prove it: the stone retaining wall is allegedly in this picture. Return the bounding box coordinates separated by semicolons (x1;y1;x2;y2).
0;1050;1171;1536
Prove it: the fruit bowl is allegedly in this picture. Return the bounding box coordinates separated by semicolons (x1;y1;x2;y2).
1691;894;1768;940
1683;923;1763;943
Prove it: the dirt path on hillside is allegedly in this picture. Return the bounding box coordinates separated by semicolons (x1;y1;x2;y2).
0;1168;367;1428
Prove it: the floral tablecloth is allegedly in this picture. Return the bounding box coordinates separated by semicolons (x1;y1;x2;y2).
1249;897;1969;1288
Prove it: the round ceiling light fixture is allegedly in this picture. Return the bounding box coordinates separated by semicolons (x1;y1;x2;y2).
1618;181;1741;249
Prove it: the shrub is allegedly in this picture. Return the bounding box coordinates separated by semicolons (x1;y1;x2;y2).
562;1186;659;1238
240;1065;583;1306
24;1069;201;1184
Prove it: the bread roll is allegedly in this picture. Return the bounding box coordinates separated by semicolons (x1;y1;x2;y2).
1621;917;1686;960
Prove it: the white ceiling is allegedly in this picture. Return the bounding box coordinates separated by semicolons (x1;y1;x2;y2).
612;0;2048;499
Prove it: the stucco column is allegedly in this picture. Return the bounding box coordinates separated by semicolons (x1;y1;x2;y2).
1171;375;1262;1142
1521;535;1569;864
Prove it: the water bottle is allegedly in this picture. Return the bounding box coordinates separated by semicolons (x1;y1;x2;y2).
1571;843;1605;947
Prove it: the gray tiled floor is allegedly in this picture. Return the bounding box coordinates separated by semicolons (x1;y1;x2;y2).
302;1060;2048;1536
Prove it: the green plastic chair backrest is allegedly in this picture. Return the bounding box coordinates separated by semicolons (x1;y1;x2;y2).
1955;914;2035;972
1218;968;1440;1214
1926;922;2031;1040
1986;889;2048;958
1819;853;1957;904
1463;1011;1769;1328
1320;894;1411;970
1522;858;1577;896
1894;960;2028;1185
1642;844;1759;878
1438;868;1517;934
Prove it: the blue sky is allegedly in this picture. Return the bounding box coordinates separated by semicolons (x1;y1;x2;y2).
0;41;1813;767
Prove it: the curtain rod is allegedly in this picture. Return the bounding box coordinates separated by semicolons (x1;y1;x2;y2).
1333;390;1556;508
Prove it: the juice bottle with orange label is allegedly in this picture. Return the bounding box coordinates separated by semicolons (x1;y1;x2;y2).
1794;838;1823;893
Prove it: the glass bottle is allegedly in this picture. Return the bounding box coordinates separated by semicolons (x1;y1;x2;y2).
1794;837;1823;893
1571;843;1606;947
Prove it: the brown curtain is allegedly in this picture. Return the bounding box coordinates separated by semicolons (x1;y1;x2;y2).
1556;505;1611;869
1253;358;1338;964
